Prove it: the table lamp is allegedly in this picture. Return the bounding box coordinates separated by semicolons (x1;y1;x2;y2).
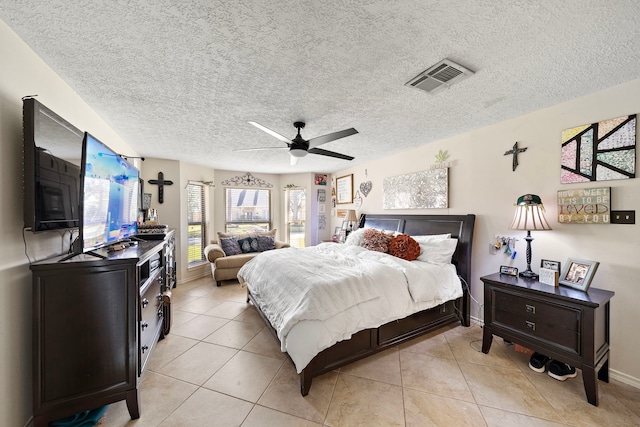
345;209;359;232
509;194;552;279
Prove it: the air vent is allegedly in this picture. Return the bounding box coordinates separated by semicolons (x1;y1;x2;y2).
405;59;474;94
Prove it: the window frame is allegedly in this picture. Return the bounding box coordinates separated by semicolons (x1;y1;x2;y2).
224;187;272;234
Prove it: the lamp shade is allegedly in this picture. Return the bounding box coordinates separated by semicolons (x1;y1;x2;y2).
345;209;358;222
509;194;552;231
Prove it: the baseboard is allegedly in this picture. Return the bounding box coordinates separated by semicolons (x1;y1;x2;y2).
610;369;640;390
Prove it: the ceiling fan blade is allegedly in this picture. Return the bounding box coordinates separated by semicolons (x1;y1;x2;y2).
248;121;291;143
307;128;358;149
234;147;289;152
308;147;354;161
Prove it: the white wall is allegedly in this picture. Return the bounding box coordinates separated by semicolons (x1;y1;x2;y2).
331;78;640;387
0;19;141;426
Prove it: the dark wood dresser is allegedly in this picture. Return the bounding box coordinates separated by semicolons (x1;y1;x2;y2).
481;273;614;406
30;231;174;427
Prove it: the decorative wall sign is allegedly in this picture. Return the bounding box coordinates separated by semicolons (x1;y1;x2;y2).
561;114;636;183
383;168;448;209
336;174;354;204
317;189;326;202
504;141;528;171
221;172;273;188
353;190;363;209
557;187;610;224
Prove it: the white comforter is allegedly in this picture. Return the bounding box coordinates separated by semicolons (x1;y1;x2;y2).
238;242;462;373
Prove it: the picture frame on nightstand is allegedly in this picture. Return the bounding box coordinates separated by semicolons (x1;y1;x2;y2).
541;259;561;272
559;258;599;292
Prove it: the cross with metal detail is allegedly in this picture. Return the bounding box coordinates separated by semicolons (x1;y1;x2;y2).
504;141;528;171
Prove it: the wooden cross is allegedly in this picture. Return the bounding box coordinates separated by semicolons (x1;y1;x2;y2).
504;141;528;171
148;172;173;204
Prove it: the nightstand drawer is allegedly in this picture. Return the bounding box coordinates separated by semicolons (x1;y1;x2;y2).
494;290;580;331
493;308;580;353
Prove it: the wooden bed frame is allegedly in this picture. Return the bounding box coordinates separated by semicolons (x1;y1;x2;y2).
246;213;476;395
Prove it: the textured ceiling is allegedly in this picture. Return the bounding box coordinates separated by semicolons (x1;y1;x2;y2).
2;1;640;174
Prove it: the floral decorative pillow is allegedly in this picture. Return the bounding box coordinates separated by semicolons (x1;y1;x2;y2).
219;236;242;256
238;237;259;253
362;228;392;253
387;234;421;261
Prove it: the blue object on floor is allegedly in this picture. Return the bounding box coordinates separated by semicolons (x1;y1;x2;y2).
51;405;108;427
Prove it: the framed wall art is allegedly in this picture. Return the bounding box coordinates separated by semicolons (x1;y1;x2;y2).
559;258;600;292
561;114;636;183
336;174;354;204
383;168;448;209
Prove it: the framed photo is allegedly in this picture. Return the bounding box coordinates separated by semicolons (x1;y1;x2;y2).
500;265;518;276
541;259;561;272
334;226;341;235
314;173;328;185
559;258;600;292
336;174;354;204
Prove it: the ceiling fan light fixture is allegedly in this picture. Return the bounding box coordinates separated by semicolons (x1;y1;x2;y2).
290;148;308;158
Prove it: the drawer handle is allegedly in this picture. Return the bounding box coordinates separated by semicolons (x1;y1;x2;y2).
525;304;536;314
525;321;536;331
141;345;149;353
141;321;148;330
142;298;149;308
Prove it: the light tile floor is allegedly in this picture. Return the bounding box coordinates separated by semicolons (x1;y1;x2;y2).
101;276;640;426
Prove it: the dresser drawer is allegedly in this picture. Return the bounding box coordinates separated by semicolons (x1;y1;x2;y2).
493;308;580;353
493;290;580;331
140;283;163;371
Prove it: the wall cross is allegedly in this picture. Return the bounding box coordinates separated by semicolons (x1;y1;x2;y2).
504;141;528;171
148;171;173;204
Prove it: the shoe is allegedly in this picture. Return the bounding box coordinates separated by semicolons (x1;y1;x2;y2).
528;352;551;373
548;360;577;381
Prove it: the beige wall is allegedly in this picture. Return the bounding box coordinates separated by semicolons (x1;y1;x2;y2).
331;78;640;387
0;19;142;426
3;14;640;426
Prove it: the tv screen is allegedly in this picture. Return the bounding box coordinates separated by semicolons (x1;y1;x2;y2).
80;132;139;252
23;98;83;231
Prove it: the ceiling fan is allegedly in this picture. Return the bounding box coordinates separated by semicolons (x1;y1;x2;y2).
240;121;357;165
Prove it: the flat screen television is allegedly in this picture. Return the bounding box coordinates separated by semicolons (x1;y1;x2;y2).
23;98;83;231
80;132;139;253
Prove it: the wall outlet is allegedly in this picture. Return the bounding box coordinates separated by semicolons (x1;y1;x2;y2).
611;210;635;224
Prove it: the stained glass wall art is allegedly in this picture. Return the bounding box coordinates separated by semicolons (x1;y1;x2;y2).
561;114;636;183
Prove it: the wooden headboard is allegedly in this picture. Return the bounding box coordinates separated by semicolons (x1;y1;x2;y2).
361;214;476;286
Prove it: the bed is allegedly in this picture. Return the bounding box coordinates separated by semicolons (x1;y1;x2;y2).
238;213;475;395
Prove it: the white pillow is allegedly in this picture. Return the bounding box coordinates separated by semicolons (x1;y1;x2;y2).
417;237;458;264
411;233;451;244
344;227;366;246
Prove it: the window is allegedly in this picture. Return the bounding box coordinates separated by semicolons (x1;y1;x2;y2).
286;187;306;247
225;188;271;233
187;183;206;266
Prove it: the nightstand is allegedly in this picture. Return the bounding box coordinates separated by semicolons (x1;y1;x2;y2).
481;273;614;406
